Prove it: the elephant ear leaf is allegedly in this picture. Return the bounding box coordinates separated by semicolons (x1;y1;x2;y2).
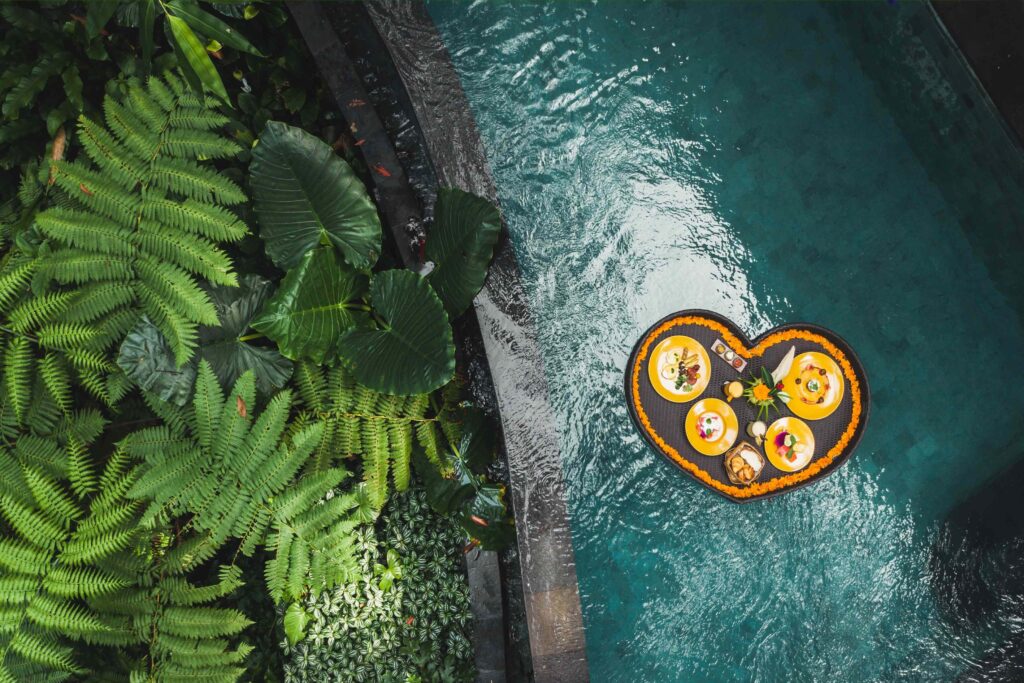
117;276;293;404
252;246;370;364
425;187;501;319
117;315;197;406
199;274;293;394
339;269;455;395
249;120;382;270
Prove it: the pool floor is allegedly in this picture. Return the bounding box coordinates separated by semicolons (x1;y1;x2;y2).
428;2;1024;680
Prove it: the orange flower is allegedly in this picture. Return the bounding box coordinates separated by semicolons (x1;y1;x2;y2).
751;383;771;402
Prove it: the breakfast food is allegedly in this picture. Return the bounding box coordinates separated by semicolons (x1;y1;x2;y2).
684;398;739;455
660;347;701;392
724;442;765;485
779;352;844;420
648;336;711;402
711;337;747;372
774;429;807;465
795;363;831;405
697;411;724;441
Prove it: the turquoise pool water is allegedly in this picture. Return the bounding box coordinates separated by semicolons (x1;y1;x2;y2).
428;2;1024;680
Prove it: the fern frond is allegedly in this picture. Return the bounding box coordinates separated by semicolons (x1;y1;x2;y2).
42;567;127;600
29;73;248;364
38;355;71;415
65;435;96;499
3;337;31;423
0;258;35;316
158;607;251;639
296;365;433;506
23;468;79;524
35;209;134;256
7;631;77;673
151;158;246;204
0;495;65;551
25;594;108;637
363;421;390;509
6;293;74;333
59;288;129;331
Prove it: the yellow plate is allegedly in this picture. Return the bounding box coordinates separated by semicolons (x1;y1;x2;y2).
647;335;711;403
765;417;815;472
780;351;845;420
684;398;739;456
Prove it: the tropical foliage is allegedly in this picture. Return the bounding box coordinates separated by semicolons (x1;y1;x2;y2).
248;120;463;395
282;489;474;683
0;7;512;678
42;72;246;366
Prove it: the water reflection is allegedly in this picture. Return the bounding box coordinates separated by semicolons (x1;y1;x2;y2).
429;1;1024;680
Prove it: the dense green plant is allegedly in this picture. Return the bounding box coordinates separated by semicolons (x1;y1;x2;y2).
0;414;138;681
126;362;374;603
248;120;458;395
288;360;514;548
85;0;261;103
282;489;474;683
0;2;122;186
0;1;260;203
0;13;512;675
417;403;515;551
37;71;247;367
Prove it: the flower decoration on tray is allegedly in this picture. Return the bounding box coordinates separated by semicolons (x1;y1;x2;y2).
742;367;791;420
625;310;869;503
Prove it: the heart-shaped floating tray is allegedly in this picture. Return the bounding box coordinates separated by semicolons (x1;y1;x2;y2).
625;310;870;502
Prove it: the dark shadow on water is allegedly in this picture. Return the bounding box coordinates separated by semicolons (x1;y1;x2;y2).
931;456;1024;681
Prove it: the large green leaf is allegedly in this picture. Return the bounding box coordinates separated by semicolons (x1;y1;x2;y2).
249;121;382;270
338;270;454;395
426;187;502;318
199;274;293;394
117;315;197;406
166;14;229;102
165;0;263;56
117;276;292;404
252;247;370;364
283;602;309;646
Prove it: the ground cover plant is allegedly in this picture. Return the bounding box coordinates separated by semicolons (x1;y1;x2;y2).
0;4;511;681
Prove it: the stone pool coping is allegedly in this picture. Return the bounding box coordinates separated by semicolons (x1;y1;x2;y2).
362;2;590;680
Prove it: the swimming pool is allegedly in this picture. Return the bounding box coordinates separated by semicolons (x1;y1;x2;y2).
428;2;1024;680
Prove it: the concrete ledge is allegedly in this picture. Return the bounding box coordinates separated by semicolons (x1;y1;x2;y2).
363;1;590;680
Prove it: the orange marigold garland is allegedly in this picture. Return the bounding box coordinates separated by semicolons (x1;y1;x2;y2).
631;315;862;499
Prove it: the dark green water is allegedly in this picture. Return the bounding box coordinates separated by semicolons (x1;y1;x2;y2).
429;2;1024;680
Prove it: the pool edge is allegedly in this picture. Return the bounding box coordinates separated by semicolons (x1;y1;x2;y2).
361;1;591;680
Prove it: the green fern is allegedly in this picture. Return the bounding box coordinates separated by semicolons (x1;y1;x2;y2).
125;362;369;605
36;71;247;367
292;361;440;509
0;415;140;682
88;563;253;682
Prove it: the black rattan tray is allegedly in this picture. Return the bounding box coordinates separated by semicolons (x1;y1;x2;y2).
624;310;870;502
